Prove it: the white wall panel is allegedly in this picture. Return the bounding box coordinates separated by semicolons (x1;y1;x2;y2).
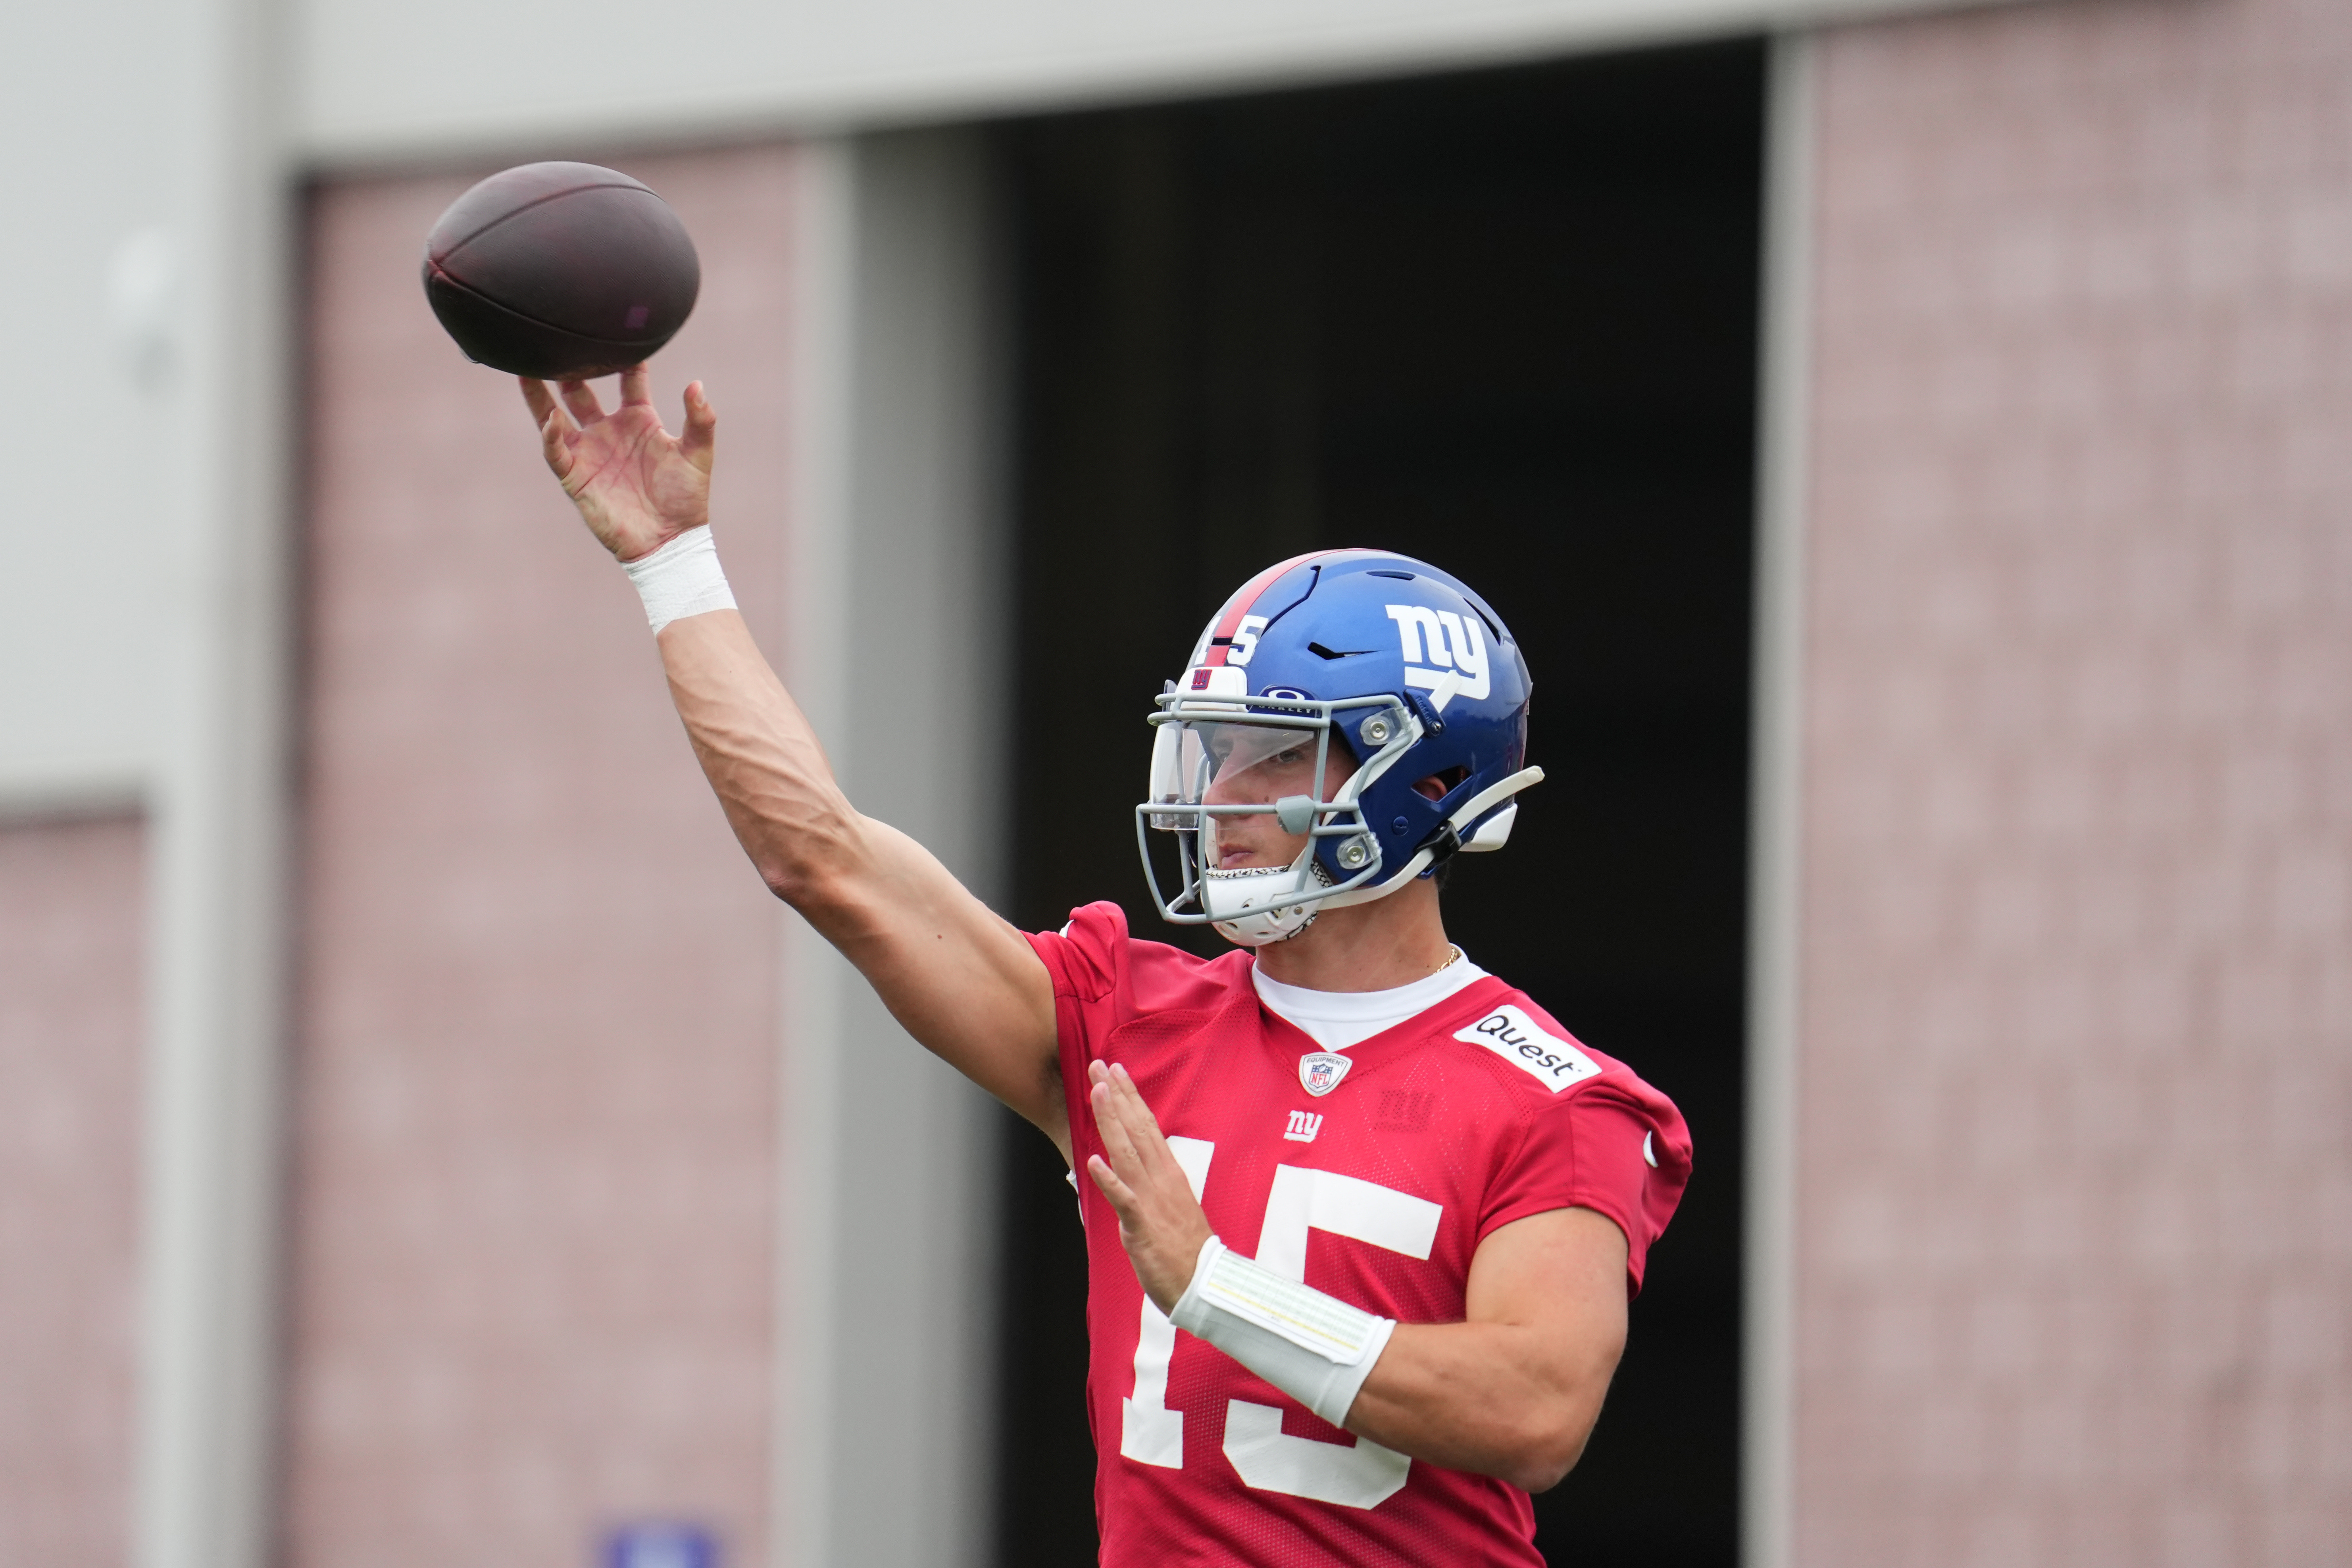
0;0;186;804
294;0;2025;162
4;0;295;1563
778;129;1006;1568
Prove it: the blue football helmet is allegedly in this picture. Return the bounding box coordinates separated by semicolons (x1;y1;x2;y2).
1137;549;1542;946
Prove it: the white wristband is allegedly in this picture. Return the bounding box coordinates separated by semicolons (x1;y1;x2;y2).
621;527;736;633
1169;1235;1396;1428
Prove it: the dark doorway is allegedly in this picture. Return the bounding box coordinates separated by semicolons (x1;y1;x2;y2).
992;40;1762;1568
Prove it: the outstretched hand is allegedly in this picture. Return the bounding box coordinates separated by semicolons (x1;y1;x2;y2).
1085;1061;1215;1313
520;366;714;563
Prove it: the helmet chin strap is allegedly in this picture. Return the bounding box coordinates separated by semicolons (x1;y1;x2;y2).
1316;766;1548;912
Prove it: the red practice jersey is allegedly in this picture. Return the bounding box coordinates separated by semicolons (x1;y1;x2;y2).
1028;902;1693;1568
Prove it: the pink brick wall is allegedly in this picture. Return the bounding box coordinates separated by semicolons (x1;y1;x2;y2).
285;147;798;1568
1800;0;2352;1561
0;816;146;1568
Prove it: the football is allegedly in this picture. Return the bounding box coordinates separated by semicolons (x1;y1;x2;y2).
421;162;701;380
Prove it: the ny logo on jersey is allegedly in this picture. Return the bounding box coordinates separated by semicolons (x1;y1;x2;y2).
1385;604;1491;712
1283;1109;1324;1143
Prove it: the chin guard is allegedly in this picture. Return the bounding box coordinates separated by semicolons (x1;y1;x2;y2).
1204;860;1333;947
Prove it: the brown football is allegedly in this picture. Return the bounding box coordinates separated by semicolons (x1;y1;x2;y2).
422;162;700;379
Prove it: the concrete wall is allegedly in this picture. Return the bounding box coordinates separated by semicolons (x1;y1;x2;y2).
0;816;148;1567
289;0;2025;163
284;148;798;1568
1797;0;2352;1560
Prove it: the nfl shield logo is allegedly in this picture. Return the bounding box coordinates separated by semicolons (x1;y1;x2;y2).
1298;1052;1353;1097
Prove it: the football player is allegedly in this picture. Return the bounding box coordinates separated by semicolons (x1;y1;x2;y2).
521;367;1691;1566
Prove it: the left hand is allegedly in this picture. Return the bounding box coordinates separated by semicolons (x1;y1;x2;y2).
1085;1062;1214;1313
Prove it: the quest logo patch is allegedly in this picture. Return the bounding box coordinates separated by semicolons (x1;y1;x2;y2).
1453;1004;1600;1093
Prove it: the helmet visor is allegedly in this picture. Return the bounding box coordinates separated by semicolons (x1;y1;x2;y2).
1147;717;1346;827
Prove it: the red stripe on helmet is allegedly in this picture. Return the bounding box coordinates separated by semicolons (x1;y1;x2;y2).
1201;550;1343;665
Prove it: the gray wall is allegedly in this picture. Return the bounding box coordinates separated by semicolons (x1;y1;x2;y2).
779;130;1010;1568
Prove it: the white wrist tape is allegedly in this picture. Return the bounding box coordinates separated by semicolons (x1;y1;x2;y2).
1169;1235;1396;1428
621;527;736;633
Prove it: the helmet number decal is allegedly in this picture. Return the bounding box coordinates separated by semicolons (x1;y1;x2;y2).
1225;615;1270;667
1384;605;1490;711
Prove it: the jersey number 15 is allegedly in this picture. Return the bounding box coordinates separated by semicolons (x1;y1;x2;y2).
1120;1137;1443;1510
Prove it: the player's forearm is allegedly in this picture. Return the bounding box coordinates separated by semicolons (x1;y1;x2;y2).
655;609;870;910
654;610;1067;1138
1344;1321;1617;1494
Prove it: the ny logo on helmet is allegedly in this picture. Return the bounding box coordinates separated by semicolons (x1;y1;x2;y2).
1385;604;1491;711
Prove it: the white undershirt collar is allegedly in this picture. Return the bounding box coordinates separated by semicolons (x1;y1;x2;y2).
1250;949;1490;1052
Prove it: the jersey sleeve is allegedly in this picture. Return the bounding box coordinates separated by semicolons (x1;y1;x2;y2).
1478;1073;1693;1295
1023;899;1134;1115
1024;899;1128;1009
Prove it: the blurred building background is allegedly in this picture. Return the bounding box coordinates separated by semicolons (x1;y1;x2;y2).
2;0;2346;1565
